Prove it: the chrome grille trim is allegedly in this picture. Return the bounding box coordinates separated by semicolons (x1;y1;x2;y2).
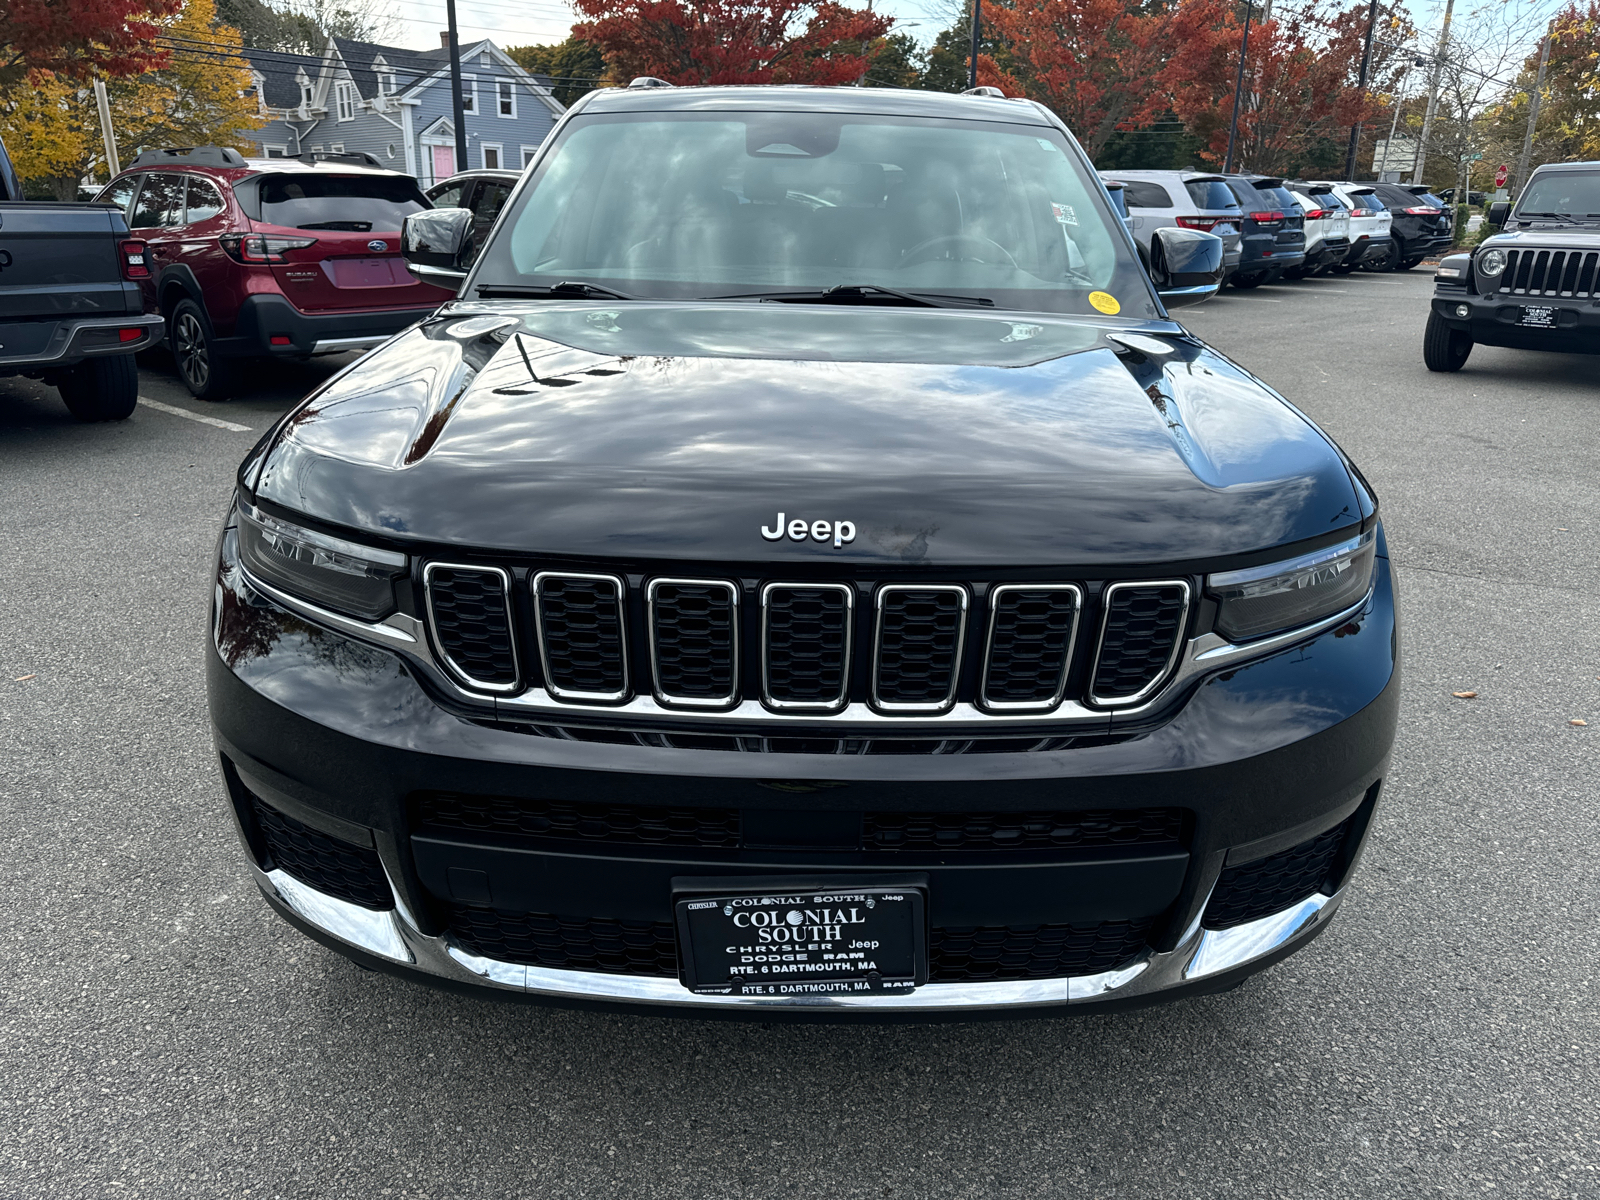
979;583;1083;713
760;582;854;713
422;562;521;694
532;571;630;704
646;577;740;710
1088;580;1191;709
871;584;969;714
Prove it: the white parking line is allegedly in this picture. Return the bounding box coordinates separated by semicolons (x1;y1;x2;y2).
139;397;253;433
1219;295;1284;302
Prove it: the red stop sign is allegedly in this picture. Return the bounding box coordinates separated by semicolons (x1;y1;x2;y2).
1494;165;1509;187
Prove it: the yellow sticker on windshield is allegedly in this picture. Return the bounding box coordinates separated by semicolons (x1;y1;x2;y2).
1089;291;1121;315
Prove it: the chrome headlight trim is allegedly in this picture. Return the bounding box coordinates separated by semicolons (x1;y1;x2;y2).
1477;247;1507;277
1207;529;1376;643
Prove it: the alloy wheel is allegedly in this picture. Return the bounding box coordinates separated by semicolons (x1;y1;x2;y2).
175;312;209;391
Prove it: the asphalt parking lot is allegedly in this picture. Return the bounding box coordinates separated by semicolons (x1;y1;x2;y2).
3;271;1597;1199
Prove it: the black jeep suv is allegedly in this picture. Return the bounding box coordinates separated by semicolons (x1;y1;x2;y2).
209;84;1398;1018
1426;160;1600;370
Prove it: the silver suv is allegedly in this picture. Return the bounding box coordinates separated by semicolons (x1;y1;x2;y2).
1100;169;1244;280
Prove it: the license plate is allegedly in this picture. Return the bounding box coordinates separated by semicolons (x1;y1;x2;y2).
1521;305;1558;328
675;880;926;997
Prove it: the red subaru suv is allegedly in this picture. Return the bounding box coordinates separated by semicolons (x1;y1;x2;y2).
95;147;455;399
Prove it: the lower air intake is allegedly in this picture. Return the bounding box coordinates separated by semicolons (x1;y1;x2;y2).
1203;813;1355;930
930;918;1153;981
250;794;392;910
447;906;678;976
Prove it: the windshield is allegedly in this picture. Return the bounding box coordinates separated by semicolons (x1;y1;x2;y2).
259;173;428;232
474;111;1154;316
1517;172;1600;218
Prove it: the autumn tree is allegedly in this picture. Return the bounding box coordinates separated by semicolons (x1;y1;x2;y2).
572;0;892;87
1484;2;1600;170
0;71;91;194
1;0;178;89
507;36;608;106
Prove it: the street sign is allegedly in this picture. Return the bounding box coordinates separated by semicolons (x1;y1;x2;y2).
1494;164;1509;187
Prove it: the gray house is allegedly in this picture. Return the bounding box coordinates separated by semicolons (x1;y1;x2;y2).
245;36;565;186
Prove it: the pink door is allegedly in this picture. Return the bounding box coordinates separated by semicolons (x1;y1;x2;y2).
431;145;455;184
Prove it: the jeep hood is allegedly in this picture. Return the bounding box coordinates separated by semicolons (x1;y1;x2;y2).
250;301;1361;566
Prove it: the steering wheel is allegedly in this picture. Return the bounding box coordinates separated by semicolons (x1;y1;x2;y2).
900;234;1018;268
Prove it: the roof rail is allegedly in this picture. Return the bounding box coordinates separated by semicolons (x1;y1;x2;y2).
297;150;385;168
961;86;1005;98
628;76;673;89
129;146;249;168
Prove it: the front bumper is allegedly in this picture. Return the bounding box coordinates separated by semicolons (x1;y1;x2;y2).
1432;290;1600;355
208;526;1399;1017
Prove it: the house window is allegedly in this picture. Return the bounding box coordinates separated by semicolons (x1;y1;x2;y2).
383;73;396;95
482;144;501;170
497;80;515;118
460;75;476;114
266;144;289;158
311;144;324;153
335;81;355;122
521;145;538;168
330;143;345;153
299;80;313;108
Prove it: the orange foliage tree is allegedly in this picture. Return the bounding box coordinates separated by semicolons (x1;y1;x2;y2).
1;0;177;89
573;0;893;86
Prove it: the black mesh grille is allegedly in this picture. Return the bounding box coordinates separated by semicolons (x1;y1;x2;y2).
537;574;626;696
415;792;741;848
448;906;678;975
930;918;1152;981
764;585;850;706
1092;584;1187;701
865;808;1185;852
249;795;392;910
1203;815;1354;930
651;581;736;702
983;587;1079;705
427;566;516;687
875;588;965;706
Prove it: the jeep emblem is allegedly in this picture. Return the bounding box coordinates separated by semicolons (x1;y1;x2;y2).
761;512;857;549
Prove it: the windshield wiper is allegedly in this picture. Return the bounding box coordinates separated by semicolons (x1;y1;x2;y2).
711;284;994;309
1516;211;1580;225
476;281;640;300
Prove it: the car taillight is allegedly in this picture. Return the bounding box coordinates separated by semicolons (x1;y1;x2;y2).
119;240;149;280
1404;206;1443;215
1302;208;1327;219
219;234;318;264
1249;210;1285;223
1175;216;1222;231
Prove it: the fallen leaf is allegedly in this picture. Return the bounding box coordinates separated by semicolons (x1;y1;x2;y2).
1451;691;1477;699
12;675;35;682
1571;719;1589;727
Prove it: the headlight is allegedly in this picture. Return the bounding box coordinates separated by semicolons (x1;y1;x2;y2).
237;502;407;620
1478;248;1507;277
1208;530;1376;642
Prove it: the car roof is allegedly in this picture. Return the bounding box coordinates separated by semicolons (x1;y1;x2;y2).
430;169;521;185
1099;168;1227;182
579;83;1057;126
1529;160;1600;174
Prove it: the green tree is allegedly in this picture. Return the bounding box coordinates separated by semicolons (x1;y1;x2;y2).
506;36;606;106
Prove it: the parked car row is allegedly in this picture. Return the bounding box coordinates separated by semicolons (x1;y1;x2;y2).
1101;169;1454;289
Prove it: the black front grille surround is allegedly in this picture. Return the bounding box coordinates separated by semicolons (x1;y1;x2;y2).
420;565;1209;716
416;791;743;849
533;571;629;702
1089;581;1191;707
249;793;393;910
423;563;519;692
1203;814;1356;930
930;918;1153;982
647;578;740;708
864;807;1185;852
761;582;853;711
981;583;1082;711
1498;247;1599;298
872;584;968;713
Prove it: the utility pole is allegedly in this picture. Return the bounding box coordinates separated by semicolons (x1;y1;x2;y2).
1411;0;1455;185
1222;2;1255;174
1342;0;1379;180
968;0;982;89
1514;26;1553;196
92;79;119;178
445;0;468;172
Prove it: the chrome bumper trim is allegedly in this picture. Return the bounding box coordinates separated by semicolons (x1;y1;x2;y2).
255;866;1343;1012
309;335;390;354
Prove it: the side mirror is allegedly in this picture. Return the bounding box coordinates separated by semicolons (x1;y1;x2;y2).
402;208;474;284
1487;201;1510;229
1149;226;1224;309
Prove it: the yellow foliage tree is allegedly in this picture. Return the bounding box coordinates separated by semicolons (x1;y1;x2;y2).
0;0;261;197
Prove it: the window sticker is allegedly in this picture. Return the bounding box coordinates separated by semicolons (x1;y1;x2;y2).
1035;138;1059;153
1089;291;1121;315
1051;202;1078;226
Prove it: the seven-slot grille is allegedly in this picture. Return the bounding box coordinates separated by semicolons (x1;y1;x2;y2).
1496;248;1600;298
424;570;1194;714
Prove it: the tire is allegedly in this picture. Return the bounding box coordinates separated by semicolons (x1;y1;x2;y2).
1423;311;1473;372
169;298;234;401
1396;257;1423;271
56;354;139;422
1230;270;1269;289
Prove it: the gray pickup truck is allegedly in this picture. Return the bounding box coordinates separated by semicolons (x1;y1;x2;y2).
1;135;163;420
